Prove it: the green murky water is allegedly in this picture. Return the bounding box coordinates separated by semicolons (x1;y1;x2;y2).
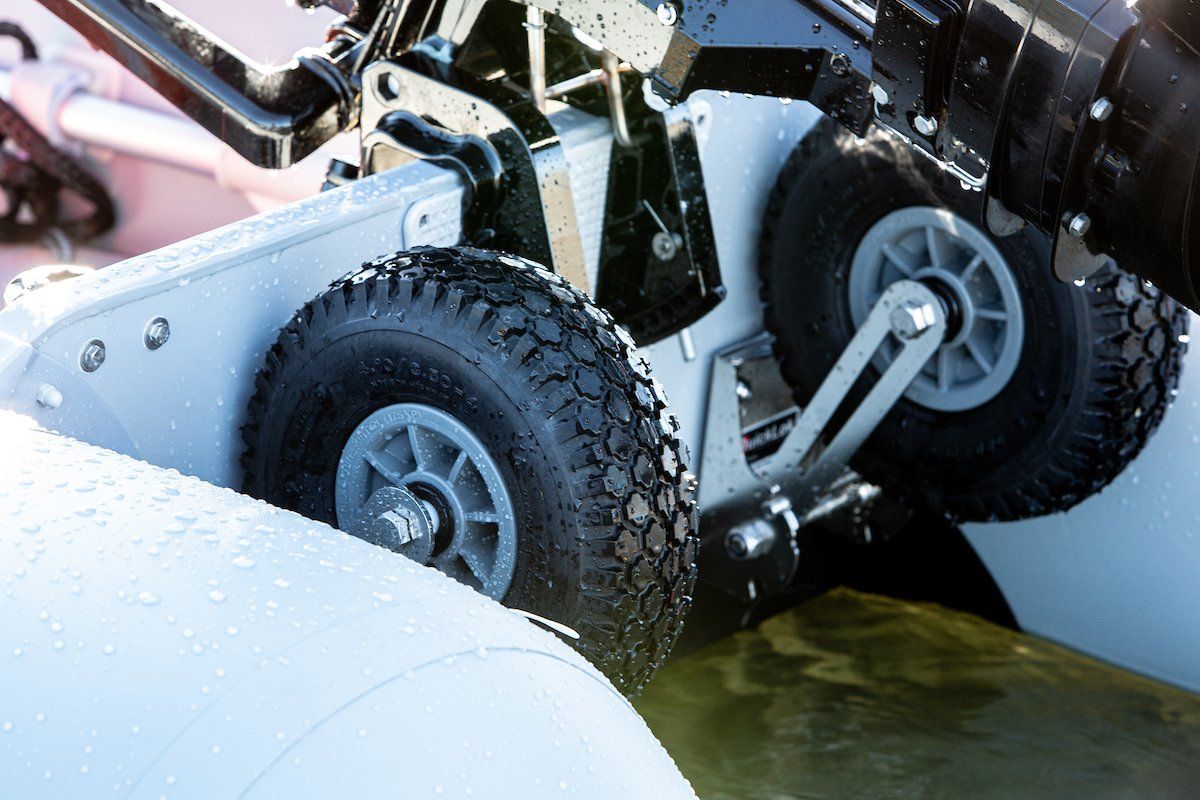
636;589;1200;800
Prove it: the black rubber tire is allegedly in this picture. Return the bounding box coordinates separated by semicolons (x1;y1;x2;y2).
759;120;1189;522
241;247;697;694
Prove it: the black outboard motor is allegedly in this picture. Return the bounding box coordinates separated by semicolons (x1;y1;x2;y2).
869;0;1200;305
1071;0;1200;309
32;0;1200;310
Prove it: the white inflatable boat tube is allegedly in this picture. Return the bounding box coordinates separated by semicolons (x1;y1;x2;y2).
0;412;695;799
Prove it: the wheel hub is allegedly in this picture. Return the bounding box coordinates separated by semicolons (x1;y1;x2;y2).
848;206;1025;412
335;403;518;600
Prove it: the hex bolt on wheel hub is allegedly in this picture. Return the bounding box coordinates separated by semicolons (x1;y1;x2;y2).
348;485;436;563
848;206;1025;412
335;403;517;599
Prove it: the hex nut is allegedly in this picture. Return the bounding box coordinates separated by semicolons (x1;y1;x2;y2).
913;114;939;137
890;302;937;340
79;339;106;373
1068;213;1092;237
379;508;422;546
1089;97;1114;122
143;317;171;350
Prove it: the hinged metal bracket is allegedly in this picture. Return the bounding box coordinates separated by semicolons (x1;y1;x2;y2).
697;279;948;602
359;58;590;292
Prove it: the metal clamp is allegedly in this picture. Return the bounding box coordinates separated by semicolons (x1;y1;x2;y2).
362;110;504;240
360;60;590;292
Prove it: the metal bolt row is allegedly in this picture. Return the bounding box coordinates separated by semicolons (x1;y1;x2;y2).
1060;99;1112;242
77;317;171;373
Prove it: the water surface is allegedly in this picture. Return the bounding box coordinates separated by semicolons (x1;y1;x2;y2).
637;589;1200;799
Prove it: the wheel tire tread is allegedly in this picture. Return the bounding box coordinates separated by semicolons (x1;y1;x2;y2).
242;247;696;694
758;120;1188;522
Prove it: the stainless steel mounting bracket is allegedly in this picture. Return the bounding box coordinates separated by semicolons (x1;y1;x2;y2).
360;59;590;292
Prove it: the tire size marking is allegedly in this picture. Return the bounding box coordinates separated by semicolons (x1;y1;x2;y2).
359;356;479;413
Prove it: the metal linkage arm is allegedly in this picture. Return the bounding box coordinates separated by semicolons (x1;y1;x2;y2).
767;280;946;509
697;280;947;602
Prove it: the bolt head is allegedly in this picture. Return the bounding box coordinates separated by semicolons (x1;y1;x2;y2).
651;231;680;261
1068;212;1092;237
1089;97;1114;122
725;518;776;561
913;114;939;137
79;339;106;373
143;317;170;350
379;509;422;545
890;302;937;340
870;83;889;106
656;2;678;25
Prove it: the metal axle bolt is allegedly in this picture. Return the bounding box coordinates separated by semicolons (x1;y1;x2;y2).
379;509;422;545
143;317;171;350
1089;97;1114;122
913;114;939;137
656;2;678;25
890;302;937;340
870;83;890;107
1068;212;1092;237
79;339;106;373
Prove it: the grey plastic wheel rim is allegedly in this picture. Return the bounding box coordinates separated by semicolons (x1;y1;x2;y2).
335;403;517;599
848;206;1025;412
